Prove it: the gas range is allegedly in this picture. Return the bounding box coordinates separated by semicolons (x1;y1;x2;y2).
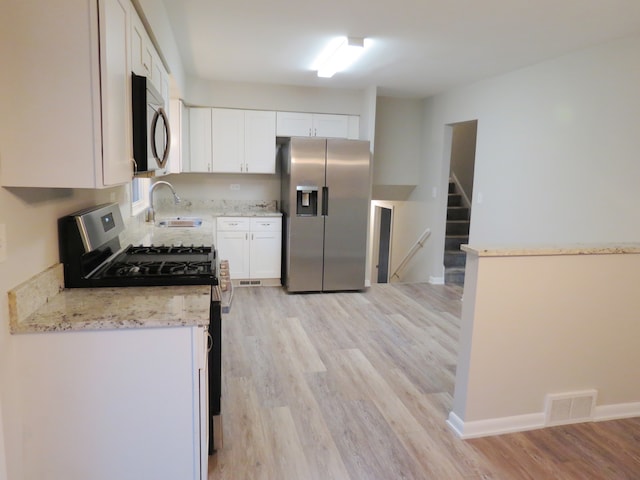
58;203;217;288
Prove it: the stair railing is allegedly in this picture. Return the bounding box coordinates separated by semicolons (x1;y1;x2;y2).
391;228;431;280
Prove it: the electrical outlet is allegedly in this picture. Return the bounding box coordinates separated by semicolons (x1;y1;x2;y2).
0;224;6;263
230;184;240;191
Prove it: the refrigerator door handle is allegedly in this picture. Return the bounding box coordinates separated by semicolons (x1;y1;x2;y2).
322;186;329;216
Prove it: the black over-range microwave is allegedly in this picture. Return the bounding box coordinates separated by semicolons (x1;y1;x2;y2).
131;73;171;174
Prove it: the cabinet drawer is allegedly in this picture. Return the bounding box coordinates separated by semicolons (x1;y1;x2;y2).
250;217;282;232
216;217;250;231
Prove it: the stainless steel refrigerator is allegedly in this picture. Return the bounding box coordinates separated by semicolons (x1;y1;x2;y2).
280;137;371;292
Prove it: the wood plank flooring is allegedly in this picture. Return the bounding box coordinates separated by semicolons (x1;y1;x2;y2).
208;283;640;479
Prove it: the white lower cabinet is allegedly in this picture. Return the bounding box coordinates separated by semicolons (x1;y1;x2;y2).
216;217;282;282
15;326;208;480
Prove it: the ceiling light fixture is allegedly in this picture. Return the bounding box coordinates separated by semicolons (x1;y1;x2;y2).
313;36;367;78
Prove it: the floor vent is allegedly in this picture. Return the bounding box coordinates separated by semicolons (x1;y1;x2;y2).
544;390;597;426
238;280;262;286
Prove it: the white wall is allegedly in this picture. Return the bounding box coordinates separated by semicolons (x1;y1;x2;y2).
373;96;424;186
396;33;640;282
160;172;281;203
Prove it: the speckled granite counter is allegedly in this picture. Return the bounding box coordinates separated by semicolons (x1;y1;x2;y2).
9;264;211;334
462;243;640;257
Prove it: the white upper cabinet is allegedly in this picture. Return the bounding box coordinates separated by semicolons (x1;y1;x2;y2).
243;110;277;174
188;108;276;174
212;109;276;174
0;0;134;188
211;109;244;173
188;108;213;173
275;112;313;137
276;112;359;139
130;11;153;78
312;113;349;138
130;6;168;106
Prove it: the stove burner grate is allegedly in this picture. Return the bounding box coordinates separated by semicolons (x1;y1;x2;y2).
126;245;212;255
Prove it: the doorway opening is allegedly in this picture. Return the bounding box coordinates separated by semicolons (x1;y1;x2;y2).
443;119;477;286
372;203;394;284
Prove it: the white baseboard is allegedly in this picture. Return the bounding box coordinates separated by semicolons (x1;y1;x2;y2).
447;401;640;439
429;276;445;285
594;402;640;422
365;279;371;287
447;411;545;439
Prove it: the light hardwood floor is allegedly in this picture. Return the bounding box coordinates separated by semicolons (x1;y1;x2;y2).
208;283;640;479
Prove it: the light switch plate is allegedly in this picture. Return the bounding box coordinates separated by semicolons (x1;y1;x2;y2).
0;224;6;263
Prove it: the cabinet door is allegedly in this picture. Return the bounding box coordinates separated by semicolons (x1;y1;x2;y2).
217;231;250;279
130;11;152;77
188;108;212;172
313;114;349;138
250;231;282;279
244;110;276;174
100;0;134;186
276;111;312;137
150;48;165;99
212;109;244;173
250;218;281;279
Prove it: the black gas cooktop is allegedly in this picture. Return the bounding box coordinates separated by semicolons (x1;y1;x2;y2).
90;244;218;287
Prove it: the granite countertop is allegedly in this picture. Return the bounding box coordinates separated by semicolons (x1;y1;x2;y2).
462;243;640;257
8;265;211;334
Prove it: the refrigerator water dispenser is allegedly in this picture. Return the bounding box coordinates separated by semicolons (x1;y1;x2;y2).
296;186;318;216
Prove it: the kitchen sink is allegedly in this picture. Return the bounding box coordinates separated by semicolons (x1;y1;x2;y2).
155;217;203;228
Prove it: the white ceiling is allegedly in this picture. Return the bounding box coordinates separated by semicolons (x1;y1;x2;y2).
161;0;640;98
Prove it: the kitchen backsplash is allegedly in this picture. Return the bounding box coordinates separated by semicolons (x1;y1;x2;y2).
153;198;279;214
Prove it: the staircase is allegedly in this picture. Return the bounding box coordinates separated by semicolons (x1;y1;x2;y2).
444;181;470;285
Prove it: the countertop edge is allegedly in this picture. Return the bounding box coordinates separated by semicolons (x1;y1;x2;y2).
8;268;212;334
462;243;640;257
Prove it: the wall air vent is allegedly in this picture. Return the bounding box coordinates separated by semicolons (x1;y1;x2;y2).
544;389;597;426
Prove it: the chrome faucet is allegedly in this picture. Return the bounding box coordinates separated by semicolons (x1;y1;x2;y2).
146;180;181;223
